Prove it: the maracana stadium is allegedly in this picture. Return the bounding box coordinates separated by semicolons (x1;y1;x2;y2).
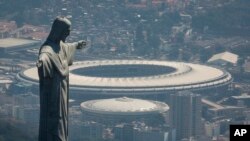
17;60;232;100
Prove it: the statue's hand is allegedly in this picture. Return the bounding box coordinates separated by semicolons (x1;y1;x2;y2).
77;40;87;49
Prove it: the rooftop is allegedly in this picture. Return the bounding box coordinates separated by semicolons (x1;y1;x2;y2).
0;38;40;48
202;98;224;109
0;78;13;84
22;60;230;87
18;60;232;94
81;97;169;115
232;94;250;99
208;51;238;64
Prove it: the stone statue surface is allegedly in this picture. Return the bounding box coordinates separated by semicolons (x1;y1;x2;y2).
37;17;86;141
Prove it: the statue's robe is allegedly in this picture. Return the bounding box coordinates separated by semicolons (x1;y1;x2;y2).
37;40;77;141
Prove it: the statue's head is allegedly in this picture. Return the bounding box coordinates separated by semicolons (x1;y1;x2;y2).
47;17;71;43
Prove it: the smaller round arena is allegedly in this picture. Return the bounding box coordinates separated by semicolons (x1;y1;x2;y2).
80;97;169;125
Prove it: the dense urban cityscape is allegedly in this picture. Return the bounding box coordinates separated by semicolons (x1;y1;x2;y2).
1;0;250;141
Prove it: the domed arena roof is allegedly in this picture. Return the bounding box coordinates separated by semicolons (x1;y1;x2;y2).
80;97;169;115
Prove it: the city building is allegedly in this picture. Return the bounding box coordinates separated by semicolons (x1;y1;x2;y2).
13;93;39;105
202;98;245;121
208;51;238;66
113;123;176;141
169;91;202;141
12;105;39;126
0;0;247;140
69;121;104;141
8;82;34;95
204;122;220;137
229;94;250;107
113;124;134;141
19;106;39;124
0;78;12;94
80;97;169;125
243;58;250;73
134;127;176;141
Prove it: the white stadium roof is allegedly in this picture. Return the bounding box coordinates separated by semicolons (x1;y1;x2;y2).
17;60;232;95
80;97;169;115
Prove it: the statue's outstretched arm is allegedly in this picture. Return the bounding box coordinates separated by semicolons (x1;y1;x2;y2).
64;40;87;65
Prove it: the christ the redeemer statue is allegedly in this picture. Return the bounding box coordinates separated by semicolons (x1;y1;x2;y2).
37;17;86;141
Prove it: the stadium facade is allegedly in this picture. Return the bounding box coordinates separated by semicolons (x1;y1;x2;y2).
17;60;232;101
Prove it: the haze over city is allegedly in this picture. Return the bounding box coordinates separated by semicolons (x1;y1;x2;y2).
1;0;250;141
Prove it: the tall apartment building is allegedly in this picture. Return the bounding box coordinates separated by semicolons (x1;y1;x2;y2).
169;91;202;140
